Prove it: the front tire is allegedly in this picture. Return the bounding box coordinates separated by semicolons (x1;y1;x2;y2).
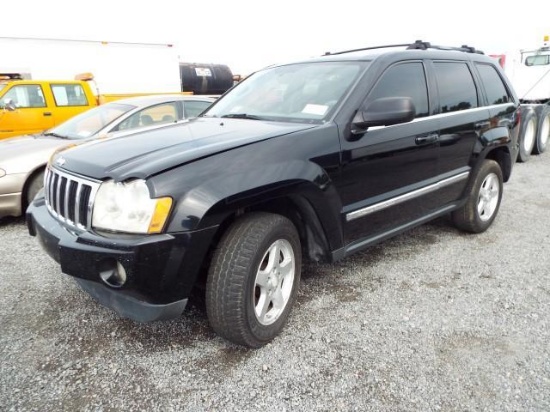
452;160;503;233
206;212;301;348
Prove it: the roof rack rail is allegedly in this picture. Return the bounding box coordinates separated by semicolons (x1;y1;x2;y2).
324;43;411;56
407;40;484;54
324;40;484;56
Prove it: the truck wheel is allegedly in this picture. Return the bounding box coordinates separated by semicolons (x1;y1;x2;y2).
25;169;45;209
451;160;503;233
206;212;301;348
517;108;537;162
533;106;550;154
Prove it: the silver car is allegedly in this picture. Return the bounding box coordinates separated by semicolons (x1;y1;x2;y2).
0;94;214;219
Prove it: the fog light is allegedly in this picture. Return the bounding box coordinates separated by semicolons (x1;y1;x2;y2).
98;258;127;288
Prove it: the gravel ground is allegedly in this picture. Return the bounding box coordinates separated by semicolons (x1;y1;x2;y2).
1;153;549;411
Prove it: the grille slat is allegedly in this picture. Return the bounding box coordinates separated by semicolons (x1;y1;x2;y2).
52;173;59;212
44;167;100;230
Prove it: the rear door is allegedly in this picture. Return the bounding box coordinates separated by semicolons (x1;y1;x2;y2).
429;60;487;204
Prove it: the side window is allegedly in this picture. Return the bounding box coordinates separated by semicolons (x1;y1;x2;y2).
1;85;46;108
51;84;88;106
475;64;511;105
367;62;429;118
115;102;178;131
433;62;478;113
525;54;550;66
184;100;211;118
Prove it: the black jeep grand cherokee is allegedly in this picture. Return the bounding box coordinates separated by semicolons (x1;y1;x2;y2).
28;41;520;347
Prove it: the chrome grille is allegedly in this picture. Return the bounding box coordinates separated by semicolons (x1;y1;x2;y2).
45;167;101;230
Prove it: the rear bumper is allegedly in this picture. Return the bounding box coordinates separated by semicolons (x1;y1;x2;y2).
27;195;217;322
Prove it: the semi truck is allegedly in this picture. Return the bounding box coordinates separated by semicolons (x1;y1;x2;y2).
492;36;550;161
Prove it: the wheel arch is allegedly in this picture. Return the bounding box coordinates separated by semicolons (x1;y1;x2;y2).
200;183;343;264
476;125;514;182
21;164;46;208
484;146;512;182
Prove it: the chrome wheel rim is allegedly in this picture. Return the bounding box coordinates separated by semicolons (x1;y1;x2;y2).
523;118;536;153
477;173;500;222
254;239;295;326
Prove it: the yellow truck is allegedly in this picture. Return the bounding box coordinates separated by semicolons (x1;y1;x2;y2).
0;76;101;139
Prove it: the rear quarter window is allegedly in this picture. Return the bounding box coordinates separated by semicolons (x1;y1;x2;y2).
475;63;511;105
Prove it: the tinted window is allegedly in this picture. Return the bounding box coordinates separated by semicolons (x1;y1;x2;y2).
1;85;46;108
51;84;88;106
434;62;478;113
368;62;429;118
476;64;511;105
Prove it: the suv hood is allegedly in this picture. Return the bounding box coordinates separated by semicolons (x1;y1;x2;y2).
53;117;317;181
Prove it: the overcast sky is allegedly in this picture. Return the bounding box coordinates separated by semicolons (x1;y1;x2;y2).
3;0;549;75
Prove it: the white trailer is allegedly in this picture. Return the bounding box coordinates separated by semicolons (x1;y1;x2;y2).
0;36;182;95
501;36;550;161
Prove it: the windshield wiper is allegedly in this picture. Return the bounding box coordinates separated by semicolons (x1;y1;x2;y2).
220;113;265;120
43;132;69;139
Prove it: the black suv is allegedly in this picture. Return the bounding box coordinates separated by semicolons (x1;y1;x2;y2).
27;41;520;347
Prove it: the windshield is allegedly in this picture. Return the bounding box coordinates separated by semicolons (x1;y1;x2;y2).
0;84;5;93
525;53;550;66
204;62;366;123
47;103;135;139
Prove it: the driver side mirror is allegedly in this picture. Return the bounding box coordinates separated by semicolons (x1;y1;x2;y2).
351;97;415;135
1;98;17;111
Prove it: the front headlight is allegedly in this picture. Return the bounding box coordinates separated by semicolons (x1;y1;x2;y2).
92;179;172;234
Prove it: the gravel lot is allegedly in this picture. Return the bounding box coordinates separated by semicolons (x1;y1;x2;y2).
1;153;549;411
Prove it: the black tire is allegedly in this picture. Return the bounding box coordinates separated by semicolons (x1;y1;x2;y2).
533;105;550;155
25;169;45;209
452;159;503;233
517;108;537;162
206;212;301;348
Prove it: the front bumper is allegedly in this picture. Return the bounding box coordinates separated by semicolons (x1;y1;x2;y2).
27;195;218;322
0;191;22;219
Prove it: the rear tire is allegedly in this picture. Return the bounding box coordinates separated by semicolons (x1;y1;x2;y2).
452;160;503;233
206;212;301;348
533;105;550;154
517;108;537;162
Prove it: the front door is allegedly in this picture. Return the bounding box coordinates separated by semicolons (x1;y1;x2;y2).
334;61;440;250
0;84;54;138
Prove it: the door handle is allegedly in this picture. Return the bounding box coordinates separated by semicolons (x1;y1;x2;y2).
43;112;52;116
475;121;490;130
415;134;439;145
